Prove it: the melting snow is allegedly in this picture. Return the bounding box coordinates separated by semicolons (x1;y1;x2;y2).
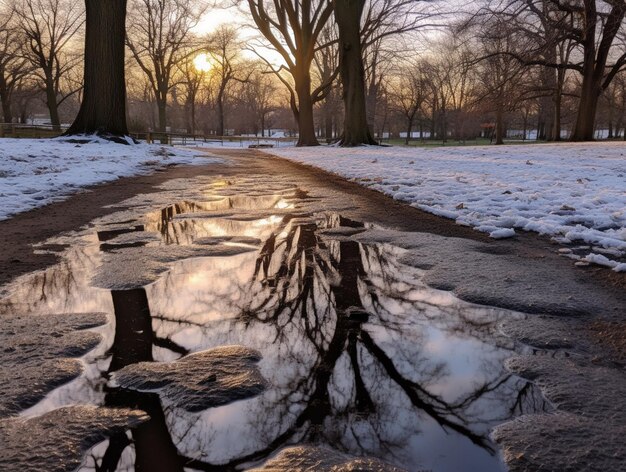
0;137;218;220
268;143;626;271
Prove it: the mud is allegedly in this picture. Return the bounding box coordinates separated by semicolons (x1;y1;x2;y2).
0;406;148;472
111;346;266;412
0;312;107;417
494;355;626;472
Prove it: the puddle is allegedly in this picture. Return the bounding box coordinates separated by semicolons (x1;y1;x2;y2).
0;180;550;471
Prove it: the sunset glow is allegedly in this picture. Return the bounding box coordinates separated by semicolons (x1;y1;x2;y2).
193;53;213;73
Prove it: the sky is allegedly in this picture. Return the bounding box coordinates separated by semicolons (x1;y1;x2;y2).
193;4;283;65
194;6;247;35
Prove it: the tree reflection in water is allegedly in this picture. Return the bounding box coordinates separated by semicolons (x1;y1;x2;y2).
143;214;549;471
0;198;549;471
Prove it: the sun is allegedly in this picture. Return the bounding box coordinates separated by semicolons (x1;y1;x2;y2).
193;53;213;73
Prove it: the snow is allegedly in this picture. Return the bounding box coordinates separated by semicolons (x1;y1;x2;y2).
0;137;219;220
267;142;626;271
583;253;626;272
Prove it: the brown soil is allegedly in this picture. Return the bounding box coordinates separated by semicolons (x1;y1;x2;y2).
590;320;626;364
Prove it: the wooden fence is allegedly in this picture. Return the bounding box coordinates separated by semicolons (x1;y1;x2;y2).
0;125;298;148
0;123;67;138
134;131;297;148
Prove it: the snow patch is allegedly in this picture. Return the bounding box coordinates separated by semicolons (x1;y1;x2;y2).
268;143;626;265
0;138;220;220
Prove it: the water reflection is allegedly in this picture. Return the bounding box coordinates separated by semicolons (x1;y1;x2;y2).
0;185;549;472
142;197;296;246
101;288;187;472
144;214;548;471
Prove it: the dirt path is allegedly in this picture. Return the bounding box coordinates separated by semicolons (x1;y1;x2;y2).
0;162;227;288
1;147;625;471
2;148;624;298
2;147;624;342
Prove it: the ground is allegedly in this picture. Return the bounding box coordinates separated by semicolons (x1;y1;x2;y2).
0;144;624;471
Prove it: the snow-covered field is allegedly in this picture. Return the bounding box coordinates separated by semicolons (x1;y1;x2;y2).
0;137;217;220
268;143;626;271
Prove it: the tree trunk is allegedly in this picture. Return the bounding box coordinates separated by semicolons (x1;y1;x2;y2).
441;105;448;144
45;81;61;131
157;95;167;133
0;82;11;124
295;69;318;146
571;74;600;141
553;85;562;141
324;98;334;142
571;2;602;142
430;96;437;140
495;105;504;145
541;49;557;141
325;114;333;142
334;0;376;146
217;89;226;137
67;0;129;138
537;116;545;141
405;117;414;145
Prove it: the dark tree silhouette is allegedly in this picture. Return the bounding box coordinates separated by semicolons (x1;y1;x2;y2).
161;214;546;469
0;10;29;124
488;0;626;141
67;0;129;139
334;0;377;146
247;0;335;146
14;0;83;131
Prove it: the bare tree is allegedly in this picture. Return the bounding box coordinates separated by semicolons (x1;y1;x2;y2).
426;36;480;142
14;0;84;130
605;71;626;138
241;67;279;136
0;9;30;124
488;0;626;141
176;52;205;135
361;0;441;133
247;0;335;146
206;25;249;137
126;0;206;132
390;60;429;144
475;18;529;144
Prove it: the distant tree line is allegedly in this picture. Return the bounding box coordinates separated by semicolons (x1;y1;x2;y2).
1;0;625;144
